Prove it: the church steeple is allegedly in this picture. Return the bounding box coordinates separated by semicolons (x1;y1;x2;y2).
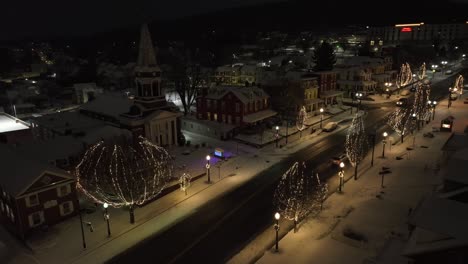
134;23;165;112
137;24;157;67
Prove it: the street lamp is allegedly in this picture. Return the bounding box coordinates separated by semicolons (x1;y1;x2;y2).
338;162;345;193
206;155;211;183
103;203;111;237
412;113;419;131
274;212;280;252
275;126;280;148
431;101;437;120
320;108;324;129
382;132;388;158
369;131;376;167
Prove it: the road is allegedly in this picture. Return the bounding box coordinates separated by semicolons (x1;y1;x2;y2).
109;106;388;264
109;69;465;264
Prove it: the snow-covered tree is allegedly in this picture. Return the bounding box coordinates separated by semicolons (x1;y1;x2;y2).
412;81;431;125
313;173;328;212
179;173;192;196
345;113;369;180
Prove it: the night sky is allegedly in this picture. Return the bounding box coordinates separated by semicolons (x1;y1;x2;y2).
1;0;467;40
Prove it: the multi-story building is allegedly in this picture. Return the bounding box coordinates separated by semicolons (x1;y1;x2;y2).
0;145;77;239
336;66;377;96
184;86;276;139
369;22;468;45
213;64;258;86
312;71;343;105
0;112;33;144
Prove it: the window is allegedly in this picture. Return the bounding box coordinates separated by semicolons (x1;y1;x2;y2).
57;184;71;197
214;113;218;121
235;102;240;113
27;194;39;207
28;211;44;227
0;200;3;212
59;201;74;216
207;112;211;120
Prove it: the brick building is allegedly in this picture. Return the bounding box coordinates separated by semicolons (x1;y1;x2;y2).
312;71;343;105
0;145;77;239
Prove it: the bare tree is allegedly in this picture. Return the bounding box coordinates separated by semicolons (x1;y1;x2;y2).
345;113;369;180
75;136;174;224
166;47;208;115
274;161;317;232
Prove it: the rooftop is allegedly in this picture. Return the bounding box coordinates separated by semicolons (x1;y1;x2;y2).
0;113;30;133
80;93;133;120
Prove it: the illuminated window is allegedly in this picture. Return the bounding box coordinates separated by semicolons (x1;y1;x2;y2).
379;40;383;45
370;40;375;46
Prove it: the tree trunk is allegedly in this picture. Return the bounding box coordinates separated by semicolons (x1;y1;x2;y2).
354;163;358;180
129;205;135;224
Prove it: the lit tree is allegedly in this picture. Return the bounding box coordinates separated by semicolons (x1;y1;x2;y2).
454;75;464;96
387;107;415;143
313;173;328;212
179;173;192;196
273;161;316;232
417;62;427;80
345;113;369;181
395;63;413;88
76;136;174;224
296;106;307;138
412;81;431;125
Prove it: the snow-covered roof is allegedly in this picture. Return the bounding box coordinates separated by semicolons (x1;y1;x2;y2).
32;111;104;135
80;93;133;119
0;113;30;133
0;144;69;196
13;136;84;163
404;196;468;256
80;125;132;145
205;86;269;104
409;196;468;242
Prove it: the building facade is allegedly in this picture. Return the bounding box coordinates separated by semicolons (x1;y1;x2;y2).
0;146;77;239
213;64;258;86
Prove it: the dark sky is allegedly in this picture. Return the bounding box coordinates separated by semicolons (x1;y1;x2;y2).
1;0;467;41
0;0;282;40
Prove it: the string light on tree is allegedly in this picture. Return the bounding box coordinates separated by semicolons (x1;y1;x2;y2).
273;161;319;233
395;63;413;88
387;107;415;143
412;81;431;124
345;112;369;181
75;136;174;224
454;75;464;96
417;62;426;80
179;173;192;196
296;106;307;138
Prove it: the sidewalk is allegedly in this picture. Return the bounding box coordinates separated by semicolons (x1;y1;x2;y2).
228;90;468;264
1;99;359;264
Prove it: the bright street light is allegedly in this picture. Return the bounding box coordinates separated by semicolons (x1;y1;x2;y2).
103;203;111;237
206;155;211;183
338;162;345;193
382;132;388;158
274;212;280;252
320;108;324;129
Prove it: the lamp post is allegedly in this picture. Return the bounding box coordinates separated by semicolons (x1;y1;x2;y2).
369;132;376;167
319;108;324;129
431;101;437;120
206;155;211;183
355;92;362;111
382;132;388;158
275;126;279;148
274;212;280;252
103;203;111;237
338;162;345;193
78;204;87;249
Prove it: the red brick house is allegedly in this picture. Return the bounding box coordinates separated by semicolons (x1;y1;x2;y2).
196;86;276;127
312;71;343;105
0;145;78;239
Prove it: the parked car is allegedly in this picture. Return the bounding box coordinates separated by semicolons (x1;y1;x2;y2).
396;98;409;107
410;87;416;92
323;122;338;132
445;70;453;75
330;153;348;166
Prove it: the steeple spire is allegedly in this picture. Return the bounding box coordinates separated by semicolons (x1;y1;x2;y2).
137;24;157;67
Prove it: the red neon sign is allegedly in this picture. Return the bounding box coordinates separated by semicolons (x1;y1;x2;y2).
401;27;412;32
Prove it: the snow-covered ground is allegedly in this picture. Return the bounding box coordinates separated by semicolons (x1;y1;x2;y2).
228;90;468;264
